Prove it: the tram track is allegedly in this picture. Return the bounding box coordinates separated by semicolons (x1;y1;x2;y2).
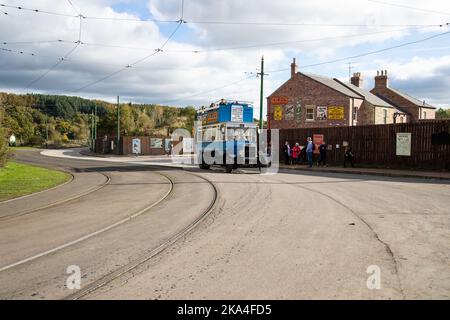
64;170;218;300
0;170;174;273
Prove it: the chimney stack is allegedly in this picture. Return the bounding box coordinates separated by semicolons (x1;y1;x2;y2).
291;58;298;79
374;69;389;89
351;72;363;87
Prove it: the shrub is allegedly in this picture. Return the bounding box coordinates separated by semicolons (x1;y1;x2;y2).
27;135;45;147
0;126;9;167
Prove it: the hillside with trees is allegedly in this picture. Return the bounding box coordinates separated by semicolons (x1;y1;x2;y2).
0;92;196;147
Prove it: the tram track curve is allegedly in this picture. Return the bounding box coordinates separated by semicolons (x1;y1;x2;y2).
64;171;218;300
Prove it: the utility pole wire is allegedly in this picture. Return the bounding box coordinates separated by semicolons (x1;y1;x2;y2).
67;0;80;16
2;3;447;27
26;16;83;89
3;25;441;54
160;75;256;104
71;0;185;93
0;3;77;18
367;0;450;16
267;30;450;73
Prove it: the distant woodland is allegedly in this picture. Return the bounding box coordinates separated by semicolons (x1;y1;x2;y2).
0;92;196;147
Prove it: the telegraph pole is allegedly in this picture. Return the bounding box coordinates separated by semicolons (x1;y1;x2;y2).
257;56;268;130
91;109;94;150
117;96;120;150
94;104;97;140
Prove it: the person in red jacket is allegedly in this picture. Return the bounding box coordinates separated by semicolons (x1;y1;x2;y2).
292;143;301;165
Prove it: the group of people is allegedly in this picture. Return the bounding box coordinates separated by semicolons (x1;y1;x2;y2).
282;138;355;168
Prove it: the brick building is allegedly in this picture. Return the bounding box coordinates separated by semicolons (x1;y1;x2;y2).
267;59;400;129
370;70;436;122
267;59;434;129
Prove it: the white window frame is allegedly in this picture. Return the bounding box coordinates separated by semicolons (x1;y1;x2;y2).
306;106;315;121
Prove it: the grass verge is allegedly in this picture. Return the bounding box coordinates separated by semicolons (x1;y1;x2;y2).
0;161;71;201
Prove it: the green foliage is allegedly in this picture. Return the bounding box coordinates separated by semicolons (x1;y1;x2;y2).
1;92;197;146
0;118;9;167
436;108;450;119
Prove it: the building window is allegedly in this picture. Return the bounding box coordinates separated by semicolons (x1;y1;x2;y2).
383;109;387;124
306;107;315;121
423;111;427;119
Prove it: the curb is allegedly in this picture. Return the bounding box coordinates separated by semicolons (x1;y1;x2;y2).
279;165;450;181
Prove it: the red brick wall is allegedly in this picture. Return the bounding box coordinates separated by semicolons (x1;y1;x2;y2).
267;73;357;129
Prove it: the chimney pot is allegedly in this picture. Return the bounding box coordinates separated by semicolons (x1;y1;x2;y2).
351;72;363;87
290;58;298;79
374;69;389;89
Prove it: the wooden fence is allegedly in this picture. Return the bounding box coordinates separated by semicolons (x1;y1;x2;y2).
278;120;450;170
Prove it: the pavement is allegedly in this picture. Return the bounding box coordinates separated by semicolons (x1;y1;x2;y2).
0;148;448;299
279;164;450;180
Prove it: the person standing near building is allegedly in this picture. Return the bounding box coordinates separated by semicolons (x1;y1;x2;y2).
292;143;301;165
306;137;314;168
318;141;327;166
344;147;355;168
282;141;291;165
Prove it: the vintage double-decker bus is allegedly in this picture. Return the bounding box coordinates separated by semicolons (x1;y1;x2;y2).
196;99;270;173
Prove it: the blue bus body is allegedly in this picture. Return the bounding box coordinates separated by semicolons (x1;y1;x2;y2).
196;100;260;172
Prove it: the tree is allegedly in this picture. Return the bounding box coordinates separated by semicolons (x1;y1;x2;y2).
0;109;10;167
436;108;450;119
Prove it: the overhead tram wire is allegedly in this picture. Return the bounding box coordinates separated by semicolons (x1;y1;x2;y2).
3;23;445;54
66;0;80;16
26;14;84;89
367;0;450;17
71;0;185;93
164;25;448;53
0;3;77;18
160;75;256;104
1;3;445;28
267;30;450;73
167;29;450;105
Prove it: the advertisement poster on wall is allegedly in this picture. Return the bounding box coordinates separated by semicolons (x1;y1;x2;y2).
313;134;324;154
284;105;294;120
328;106;345;120
273;105;283;121
317;106;328;120
150;138;163;149
396;132;412;156
271;96;289;105
132;138;141;155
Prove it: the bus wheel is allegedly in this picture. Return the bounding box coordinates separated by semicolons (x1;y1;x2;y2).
199;163;210;170
225;165;233;173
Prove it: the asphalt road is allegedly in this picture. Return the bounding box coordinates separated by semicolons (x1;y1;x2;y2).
0;150;449;299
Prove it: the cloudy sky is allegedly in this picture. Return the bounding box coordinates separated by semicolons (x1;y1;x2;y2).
0;0;449;118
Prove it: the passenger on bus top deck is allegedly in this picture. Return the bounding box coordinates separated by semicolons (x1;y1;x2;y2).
219;98;226;105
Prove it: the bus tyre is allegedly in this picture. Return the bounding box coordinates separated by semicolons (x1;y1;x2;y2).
200;163;210;170
225;165;233;173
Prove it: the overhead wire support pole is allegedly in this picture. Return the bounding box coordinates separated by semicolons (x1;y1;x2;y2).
257;56;268;130
117;96;120;154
